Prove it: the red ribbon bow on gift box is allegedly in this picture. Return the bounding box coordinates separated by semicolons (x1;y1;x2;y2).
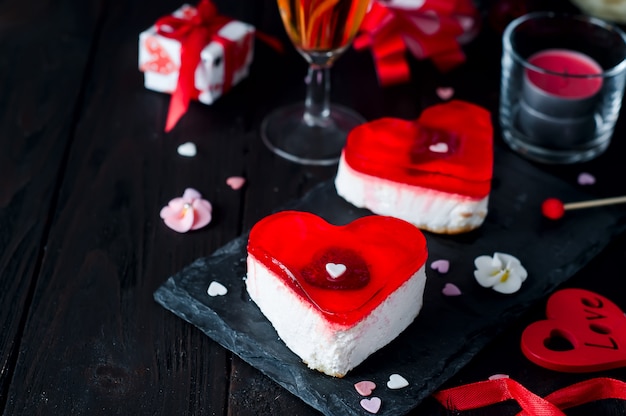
155;0;235;132
433;376;626;415
353;0;480;86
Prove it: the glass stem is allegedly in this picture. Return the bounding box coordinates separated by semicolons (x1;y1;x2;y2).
303;63;332;127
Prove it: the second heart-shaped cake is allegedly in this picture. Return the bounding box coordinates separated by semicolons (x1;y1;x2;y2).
245;210;428;377
335;100;493;234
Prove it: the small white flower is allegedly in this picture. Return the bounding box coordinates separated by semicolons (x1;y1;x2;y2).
473;252;527;294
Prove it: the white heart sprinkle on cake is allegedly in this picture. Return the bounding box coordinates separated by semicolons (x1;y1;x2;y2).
429;142;449;153
325;263;347;278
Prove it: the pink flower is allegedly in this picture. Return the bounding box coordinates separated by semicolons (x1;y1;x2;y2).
160;188;212;233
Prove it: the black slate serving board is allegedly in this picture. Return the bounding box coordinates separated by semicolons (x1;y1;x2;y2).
154;146;626;416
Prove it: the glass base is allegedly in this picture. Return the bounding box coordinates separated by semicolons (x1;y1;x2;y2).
500;108;612;164
261;102;366;165
501;126;611;164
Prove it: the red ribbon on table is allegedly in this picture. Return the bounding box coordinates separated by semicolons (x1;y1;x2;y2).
433;376;626;415
155;0;234;132
353;0;480;86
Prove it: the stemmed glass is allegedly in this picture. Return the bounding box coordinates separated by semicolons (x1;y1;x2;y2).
261;0;371;165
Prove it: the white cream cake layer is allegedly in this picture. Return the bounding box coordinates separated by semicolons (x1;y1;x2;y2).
335;154;489;234
245;254;427;378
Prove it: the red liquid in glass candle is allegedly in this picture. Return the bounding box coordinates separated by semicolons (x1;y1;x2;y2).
526;49;603;98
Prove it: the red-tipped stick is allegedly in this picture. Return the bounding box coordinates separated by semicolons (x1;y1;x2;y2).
542;196;626;220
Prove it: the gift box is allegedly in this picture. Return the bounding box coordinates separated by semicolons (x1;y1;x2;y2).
139;0;255;131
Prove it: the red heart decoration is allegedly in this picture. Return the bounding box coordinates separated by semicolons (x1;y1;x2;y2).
521;288;626;372
342;100;493;198
247;211;428;326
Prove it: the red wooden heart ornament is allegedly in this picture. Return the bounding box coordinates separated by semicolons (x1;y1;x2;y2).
247;211;428;326
342;100;493;198
521;288;626;372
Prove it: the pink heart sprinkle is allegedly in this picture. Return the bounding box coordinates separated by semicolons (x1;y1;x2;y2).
360;397;382;414
442;283;462;296
354;380;376;396
430;259;450;274
436;87;454;100
226;176;246;190
577;172;596;186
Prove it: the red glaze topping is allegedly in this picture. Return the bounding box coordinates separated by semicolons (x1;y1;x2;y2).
343;100;493;198
247;211;428;326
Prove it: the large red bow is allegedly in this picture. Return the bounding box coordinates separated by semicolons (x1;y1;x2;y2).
155;0;233;132
353;0;479;86
433;376;626;415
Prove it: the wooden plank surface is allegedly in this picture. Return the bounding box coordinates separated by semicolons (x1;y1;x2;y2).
2;0;338;414
0;0;101;405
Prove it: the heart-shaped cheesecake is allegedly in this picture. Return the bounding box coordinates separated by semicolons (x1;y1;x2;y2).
246;210;428;377
335;100;493;234
521;288;626;372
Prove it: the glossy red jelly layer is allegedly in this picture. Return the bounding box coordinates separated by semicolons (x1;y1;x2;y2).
343;100;493;198
247;211;428;326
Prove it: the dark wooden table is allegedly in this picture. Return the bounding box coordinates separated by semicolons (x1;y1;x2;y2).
2;0;626;414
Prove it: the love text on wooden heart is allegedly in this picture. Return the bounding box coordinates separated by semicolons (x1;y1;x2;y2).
521;288;626;372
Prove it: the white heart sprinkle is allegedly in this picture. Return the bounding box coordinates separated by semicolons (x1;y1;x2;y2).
325;263;346;278
387;373;409;389
429;142;449;153
207;281;227;296
177;142;197;157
